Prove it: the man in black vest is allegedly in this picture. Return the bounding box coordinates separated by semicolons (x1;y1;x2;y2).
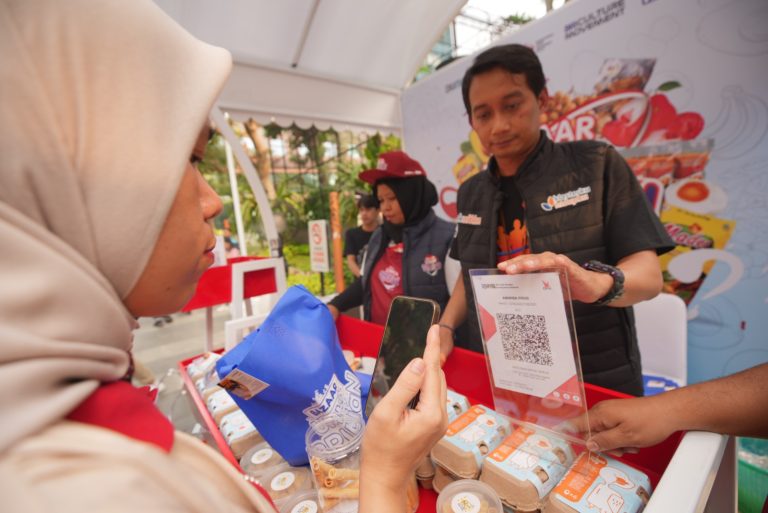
438;44;674;395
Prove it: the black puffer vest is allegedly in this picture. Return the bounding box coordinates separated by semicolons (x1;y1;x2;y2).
454;134;671;395
361;210;454;319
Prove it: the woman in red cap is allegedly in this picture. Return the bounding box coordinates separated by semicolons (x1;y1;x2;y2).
328;151;455;327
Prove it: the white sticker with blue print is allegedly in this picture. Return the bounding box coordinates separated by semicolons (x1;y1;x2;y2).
541;186;591;211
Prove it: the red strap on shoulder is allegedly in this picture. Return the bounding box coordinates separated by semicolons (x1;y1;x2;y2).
67;381;174;452
248;479;278;509
68;382;276;508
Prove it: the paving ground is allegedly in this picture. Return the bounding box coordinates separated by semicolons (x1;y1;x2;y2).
131;307;232;434
132;308;229;380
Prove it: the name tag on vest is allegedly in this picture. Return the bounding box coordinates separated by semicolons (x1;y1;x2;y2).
457;213;482;225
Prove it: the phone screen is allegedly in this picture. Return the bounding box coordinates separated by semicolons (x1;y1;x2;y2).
364;296;440;418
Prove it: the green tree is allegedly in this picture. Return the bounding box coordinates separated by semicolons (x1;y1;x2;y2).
198;123;401;293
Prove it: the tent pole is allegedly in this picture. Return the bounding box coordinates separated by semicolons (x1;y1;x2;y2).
224;140;248;256
211;106;280;257
291;0;321;68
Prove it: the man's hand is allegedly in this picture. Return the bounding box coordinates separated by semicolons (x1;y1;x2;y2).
498;252;612;304
572;396;680;453
573;363;768;453
437;275;466;363
327;304;340;321
498;250;663;306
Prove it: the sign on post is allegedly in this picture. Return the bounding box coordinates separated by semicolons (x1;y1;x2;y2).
308;220;330;273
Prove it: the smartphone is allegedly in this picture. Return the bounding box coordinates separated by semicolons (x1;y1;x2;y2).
364;296;440;418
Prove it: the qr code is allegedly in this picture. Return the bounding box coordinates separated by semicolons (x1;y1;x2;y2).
496;313;554;367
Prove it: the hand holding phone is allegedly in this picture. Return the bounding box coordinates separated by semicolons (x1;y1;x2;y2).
364;296;440;417
359;322;448;505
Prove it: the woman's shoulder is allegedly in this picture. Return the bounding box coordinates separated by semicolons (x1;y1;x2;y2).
1;421;273;513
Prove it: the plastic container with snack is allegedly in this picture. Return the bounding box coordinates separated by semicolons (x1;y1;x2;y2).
279;490;322;513
436;479;504;513
263;463;315;507
219;409;264;459
240;440;288;481
194;366;222;400
186;352;221;381
206;388;239;423
306;414;364;512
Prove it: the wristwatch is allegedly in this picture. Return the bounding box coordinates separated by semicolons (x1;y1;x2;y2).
582;260;625;306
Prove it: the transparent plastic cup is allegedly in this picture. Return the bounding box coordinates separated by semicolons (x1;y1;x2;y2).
305;414;365;513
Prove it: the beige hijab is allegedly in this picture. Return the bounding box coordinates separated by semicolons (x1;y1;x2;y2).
0;0;231;453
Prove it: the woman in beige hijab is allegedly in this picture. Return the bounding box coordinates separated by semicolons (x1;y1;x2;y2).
0;0;447;511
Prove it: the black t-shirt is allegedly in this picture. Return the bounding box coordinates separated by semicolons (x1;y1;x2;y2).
497;176;530;262
344;227;374;265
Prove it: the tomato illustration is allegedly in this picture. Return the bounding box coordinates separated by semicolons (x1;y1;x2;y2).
639;94;678;144
602;114;644;147
665;112;705;140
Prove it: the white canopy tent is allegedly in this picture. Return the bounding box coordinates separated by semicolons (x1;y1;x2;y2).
155;0;466;134
155;0;465;255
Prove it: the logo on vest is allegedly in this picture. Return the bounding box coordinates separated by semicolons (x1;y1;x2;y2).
421;254;443;277
541;186;592;212
378;265;401;291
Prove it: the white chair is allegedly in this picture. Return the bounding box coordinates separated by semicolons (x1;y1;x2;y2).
633;292;688;388
222;258;287;351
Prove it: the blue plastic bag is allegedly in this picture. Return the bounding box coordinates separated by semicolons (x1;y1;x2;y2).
216;285;363;465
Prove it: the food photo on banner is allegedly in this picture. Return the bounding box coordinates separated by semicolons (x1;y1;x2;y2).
401;0;768;385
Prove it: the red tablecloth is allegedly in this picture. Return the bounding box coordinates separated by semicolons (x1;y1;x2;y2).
182;256;279;311
179;315;682;512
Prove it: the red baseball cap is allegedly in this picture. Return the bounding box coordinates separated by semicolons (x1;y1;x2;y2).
359;151;427;184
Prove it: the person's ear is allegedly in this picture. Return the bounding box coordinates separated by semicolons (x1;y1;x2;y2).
538;87;549;110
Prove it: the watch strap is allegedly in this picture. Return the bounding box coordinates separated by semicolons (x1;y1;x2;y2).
582;260;625;306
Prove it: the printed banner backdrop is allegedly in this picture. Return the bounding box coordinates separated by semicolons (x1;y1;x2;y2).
401;0;768;384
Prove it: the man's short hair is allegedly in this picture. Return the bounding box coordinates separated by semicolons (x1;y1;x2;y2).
357;194;378;209
461;44;546;119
